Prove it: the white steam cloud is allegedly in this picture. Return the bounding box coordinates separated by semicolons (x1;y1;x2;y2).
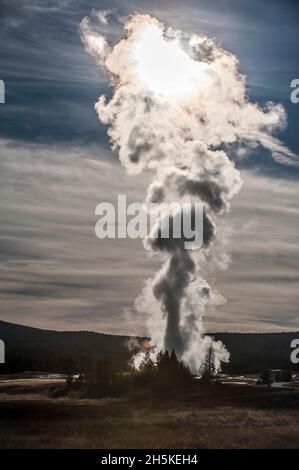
81;13;294;374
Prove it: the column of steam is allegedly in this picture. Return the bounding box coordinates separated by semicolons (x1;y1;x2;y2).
142;145;240;374
81;13;289;374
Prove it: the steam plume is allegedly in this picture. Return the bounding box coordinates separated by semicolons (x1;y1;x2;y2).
81;13;291;373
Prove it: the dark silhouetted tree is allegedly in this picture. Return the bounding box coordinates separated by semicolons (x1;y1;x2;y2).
62;358;75;388
95;358;115;386
155;350;192;389
200;345;217;382
139;351;155;374
260;369;273;385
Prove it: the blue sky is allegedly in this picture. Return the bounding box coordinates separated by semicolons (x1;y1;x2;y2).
1;0;299;152
0;0;298;333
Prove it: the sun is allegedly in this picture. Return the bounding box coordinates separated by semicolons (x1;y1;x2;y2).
131;22;208;98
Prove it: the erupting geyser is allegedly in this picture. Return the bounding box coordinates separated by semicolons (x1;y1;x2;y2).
81;13;289;374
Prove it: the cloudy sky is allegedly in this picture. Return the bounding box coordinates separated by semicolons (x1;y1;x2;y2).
0;0;298;335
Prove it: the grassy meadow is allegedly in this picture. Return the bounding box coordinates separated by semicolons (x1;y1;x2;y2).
0;376;298;448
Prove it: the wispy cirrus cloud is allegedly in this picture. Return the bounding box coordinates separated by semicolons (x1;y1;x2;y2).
0;139;298;333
